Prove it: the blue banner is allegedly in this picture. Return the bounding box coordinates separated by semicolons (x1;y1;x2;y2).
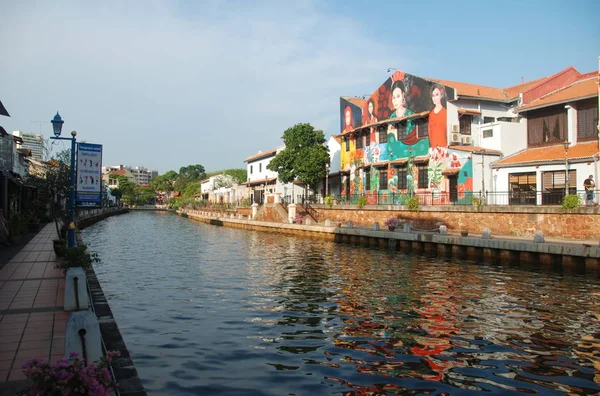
76;143;103;208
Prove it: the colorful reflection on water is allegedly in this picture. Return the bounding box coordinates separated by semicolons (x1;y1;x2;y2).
84;212;600;395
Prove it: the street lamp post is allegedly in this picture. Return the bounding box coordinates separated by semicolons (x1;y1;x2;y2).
563;140;571;198
50;112;77;248
325;163;329;198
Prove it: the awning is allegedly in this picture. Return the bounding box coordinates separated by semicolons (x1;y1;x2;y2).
413;156;430;164
390;159;408;166
457;108;481;116
371;161;389;168
242;177;277;187
442;168;460;176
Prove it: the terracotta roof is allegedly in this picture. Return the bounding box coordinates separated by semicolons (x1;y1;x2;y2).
503;76;550;99
342;96;367;107
515;77;598;112
244;148;278;162
449;145;502;155
492;141;599;167
457;108;482;116
241;177;277;186
17;148;32;156
108;170;129;176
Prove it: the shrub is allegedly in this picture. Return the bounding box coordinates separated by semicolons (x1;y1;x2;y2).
383;217;398;227
21;351;119;396
406;196;419;211
357;196;367;209
324;194;334;207
55;244;101;273
561;194;582;211
294;213;304;224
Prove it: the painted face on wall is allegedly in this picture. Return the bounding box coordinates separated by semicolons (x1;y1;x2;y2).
345;109;351;127
391;87;404;111
431;87;442;107
368;101;374;116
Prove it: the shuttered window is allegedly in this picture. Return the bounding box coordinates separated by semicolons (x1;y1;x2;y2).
379;169;388;189
577;99;599;141
345;136;350;152
355;134;363;149
416;118;429;138
365;167;370;191
379;127;387;143
542;170;576;189
417;164;428;188
527;105;567;146
365;130;370;147
397;123;408;140
459;115;472;135
396;166;407;190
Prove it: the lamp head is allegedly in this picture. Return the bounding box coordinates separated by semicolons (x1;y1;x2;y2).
51;112;64;137
563;140;571;150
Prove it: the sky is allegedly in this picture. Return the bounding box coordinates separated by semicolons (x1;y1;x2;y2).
1;0;599;174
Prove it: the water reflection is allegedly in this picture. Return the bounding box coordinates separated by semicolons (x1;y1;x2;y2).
84;212;600;395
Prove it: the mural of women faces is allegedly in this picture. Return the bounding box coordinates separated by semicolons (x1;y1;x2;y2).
428;84;448;148
389;80;410;119
339;99;363;133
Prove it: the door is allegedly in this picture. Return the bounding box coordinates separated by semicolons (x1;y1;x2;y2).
448;176;458;204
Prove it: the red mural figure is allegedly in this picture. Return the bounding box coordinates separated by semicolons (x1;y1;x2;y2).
343;105;354;134
363;98;378;143
428;84;448;148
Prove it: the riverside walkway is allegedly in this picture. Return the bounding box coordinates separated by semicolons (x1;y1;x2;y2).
0;223;67;389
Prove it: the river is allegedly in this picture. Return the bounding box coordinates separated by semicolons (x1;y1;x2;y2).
82;211;600;395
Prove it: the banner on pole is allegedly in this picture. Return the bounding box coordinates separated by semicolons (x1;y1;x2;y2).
76;143;103;208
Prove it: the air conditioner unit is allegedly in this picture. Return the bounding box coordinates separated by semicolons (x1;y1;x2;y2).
462;135;472;145
450;133;461;144
451;124;459;133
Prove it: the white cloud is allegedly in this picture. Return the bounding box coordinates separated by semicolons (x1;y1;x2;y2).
0;0;402;173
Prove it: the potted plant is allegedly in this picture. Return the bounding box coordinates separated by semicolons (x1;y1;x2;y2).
384;217;398;231
460;229;469;237
21;351;119;395
55;244;101;274
8;211;29;244
294;213;304;224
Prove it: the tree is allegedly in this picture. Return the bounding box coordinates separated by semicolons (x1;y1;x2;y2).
178;165;206;181
151;170;178;193
267;123;330;192
221;169;247;184
182;181;201;199
214;174;235;189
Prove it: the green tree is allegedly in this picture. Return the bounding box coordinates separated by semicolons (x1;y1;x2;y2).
179;165;206;181
267;123;329;192
222;169;247;184
183;181;201;199
151;170;178;193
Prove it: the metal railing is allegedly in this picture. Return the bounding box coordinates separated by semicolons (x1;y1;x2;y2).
313;189;598;207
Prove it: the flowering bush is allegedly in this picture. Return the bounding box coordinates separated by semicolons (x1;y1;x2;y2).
21;351;119;396
384;217;398;227
294;213;304;224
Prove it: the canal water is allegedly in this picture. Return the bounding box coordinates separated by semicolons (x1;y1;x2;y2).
82;211;600;395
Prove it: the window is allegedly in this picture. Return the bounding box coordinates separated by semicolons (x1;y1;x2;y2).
483;129;493;138
459;115;472;135
396;123;408;140
365;131;370;147
527;105;567;146
509;172;536;205
541;170;577;204
259;163;262;172
355;134;363;149
417;164;428;188
379;169;388;190
365;167;370;191
379;127;387;143
396;166;407;190
416;119;429;138
483;116;495;124
577;99;599;141
250;165;253;174
345;136;350;152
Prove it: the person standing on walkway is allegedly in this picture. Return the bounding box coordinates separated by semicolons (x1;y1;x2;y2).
583;175;595;206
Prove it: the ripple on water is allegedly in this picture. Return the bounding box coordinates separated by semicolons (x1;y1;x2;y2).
84;212;600;395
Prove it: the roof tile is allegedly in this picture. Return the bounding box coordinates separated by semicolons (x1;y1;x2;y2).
493;141;599;167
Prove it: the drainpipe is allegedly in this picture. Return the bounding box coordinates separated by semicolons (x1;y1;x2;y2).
597;56;600;192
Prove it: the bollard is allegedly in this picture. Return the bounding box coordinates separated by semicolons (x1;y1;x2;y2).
324;219;332;227
439;225;448;235
288;204;296;224
65;311;103;364
403;222;411;233
534;230;544;243
482;228;492;239
347;221;354;229
373;222;380;231
64;268;90;311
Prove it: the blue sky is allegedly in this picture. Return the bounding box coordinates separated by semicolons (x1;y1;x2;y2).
1;0;598;174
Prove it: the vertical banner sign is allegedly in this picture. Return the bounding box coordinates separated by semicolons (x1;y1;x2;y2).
76;143;103;208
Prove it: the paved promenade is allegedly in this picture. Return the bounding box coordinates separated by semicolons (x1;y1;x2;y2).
0;223;67;384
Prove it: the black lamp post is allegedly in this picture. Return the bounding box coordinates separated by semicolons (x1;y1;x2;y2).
563;140;570;197
50;112;77;248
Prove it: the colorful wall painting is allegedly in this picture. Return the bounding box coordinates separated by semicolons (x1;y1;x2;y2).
338;70;477;202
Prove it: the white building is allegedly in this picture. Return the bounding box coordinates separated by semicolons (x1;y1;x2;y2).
200;173;249;204
13;131;44;162
102;165;158;186
243;146;308;204
491;67;599;205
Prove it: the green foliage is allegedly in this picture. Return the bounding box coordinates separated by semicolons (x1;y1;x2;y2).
182;181;201;199
470;195;484;209
9;211;29;236
406;196;420;211
206;169;247;184
561;194;582;211
267;123;330;191
55;244;101;273
179;164;206;181
357;195;367;209
324;194;334;207
168;197;182;209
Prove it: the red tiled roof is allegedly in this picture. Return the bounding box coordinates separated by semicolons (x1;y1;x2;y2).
244;148;278;162
503;76;550;99
449;145;502;155
492;141;599;167
516;77;598;112
108;170;128;176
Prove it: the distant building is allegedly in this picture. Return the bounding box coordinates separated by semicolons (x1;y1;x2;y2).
102;165;158;186
13;131;45;162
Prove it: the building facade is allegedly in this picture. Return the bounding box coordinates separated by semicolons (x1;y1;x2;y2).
102;165;158;186
13;131;45;162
